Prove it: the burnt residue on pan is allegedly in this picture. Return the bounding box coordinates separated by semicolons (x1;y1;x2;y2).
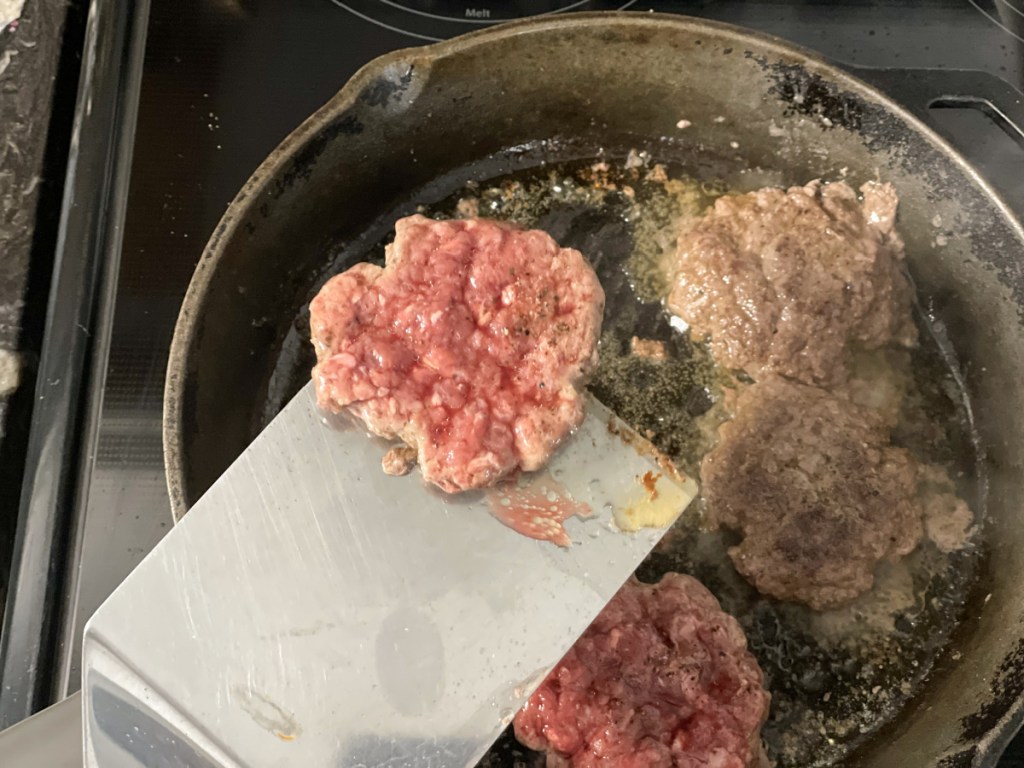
753;58;870;134
960;635;1024;741
261;145;982;768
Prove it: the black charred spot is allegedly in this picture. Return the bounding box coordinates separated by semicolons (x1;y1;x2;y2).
959;635;1024;741
936;747;978;768
360;66;416;108
273;113;364;197
766;64;866;132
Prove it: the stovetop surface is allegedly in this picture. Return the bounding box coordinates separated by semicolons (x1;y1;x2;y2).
52;0;1024;761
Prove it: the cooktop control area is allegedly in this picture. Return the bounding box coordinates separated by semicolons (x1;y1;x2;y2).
329;0;632;40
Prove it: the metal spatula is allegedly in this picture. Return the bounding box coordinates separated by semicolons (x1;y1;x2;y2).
81;382;697;768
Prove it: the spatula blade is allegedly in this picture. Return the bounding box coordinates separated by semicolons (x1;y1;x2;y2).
82;382;696;768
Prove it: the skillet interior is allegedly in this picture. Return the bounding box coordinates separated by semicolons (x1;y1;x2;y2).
284;150;985;768
163;13;1024;767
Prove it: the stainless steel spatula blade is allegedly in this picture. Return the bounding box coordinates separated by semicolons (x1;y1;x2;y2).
82;382;697;768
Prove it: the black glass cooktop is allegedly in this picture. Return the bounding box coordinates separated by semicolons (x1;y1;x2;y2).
2;0;1023;762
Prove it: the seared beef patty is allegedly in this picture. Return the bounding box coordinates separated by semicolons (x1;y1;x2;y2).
310;215;604;493
514;574;770;768
701;376;923;610
667;181;915;387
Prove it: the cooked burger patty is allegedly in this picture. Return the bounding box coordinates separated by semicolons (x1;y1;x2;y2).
701;376;923;610
514;573;770;768
667;180;915;387
310;215;604;493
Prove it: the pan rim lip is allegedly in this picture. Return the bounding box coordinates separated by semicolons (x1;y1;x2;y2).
161;15;1024;761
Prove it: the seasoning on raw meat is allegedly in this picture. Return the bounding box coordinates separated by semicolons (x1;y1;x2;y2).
701;376;923;610
514;573;770;768
310;215;604;493
667;180;916;387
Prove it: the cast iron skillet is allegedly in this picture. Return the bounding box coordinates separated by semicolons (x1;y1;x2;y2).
163;13;1024;767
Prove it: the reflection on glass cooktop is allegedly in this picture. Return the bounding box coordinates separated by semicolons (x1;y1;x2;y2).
329;0;634;40
967;0;1024;43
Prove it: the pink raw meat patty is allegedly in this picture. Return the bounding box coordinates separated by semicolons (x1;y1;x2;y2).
310;215;605;493
514;574;770;768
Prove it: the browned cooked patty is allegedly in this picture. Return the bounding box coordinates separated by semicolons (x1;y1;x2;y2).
667;180;915;387
701;376;923;610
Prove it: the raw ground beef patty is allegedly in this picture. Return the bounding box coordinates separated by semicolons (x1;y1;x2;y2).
701;376;924;610
667;180;916;387
514;574;770;768
309;215;604;493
